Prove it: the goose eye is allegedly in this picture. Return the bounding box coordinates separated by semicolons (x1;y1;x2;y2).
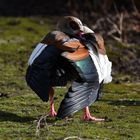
69;21;80;30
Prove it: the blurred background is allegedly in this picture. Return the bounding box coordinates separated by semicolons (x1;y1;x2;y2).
0;0;140;16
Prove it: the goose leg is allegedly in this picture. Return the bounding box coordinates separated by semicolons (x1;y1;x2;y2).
83;107;105;122
49;88;57;117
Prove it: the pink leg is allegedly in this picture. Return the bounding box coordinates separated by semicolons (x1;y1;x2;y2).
83;106;105;122
49;88;57;117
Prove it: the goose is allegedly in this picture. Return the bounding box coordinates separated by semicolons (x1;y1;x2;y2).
26;16;112;121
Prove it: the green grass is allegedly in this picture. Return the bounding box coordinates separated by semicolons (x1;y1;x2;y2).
0;17;140;140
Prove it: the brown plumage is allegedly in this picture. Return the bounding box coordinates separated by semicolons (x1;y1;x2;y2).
94;33;106;55
41;30;89;61
61;40;89;61
41;31;69;49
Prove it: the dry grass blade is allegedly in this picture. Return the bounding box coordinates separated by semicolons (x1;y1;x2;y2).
64;136;82;140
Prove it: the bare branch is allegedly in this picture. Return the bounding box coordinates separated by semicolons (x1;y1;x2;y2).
113;2;119;15
106;17;121;34
109;35;122;43
107;29;117;35
131;0;139;14
119;13;124;42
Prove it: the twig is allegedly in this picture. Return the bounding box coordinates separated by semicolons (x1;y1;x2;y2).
119;13;124;42
106;17;121;34
113;2;119;15
106;12;124;44
64;136;82;140
35;115;49;136
92;18;105;30
131;0;139;14
47;122;68;126
109;35;122;43
107;29;117;36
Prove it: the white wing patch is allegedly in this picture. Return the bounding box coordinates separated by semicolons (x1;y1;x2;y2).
89;50;112;84
28;43;47;65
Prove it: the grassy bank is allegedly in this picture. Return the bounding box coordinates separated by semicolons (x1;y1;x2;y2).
0;17;140;140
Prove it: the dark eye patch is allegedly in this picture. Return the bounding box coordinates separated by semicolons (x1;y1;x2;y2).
69;21;80;30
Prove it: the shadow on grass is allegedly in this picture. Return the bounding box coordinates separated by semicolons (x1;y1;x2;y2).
102;99;140;106
0;111;35;123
